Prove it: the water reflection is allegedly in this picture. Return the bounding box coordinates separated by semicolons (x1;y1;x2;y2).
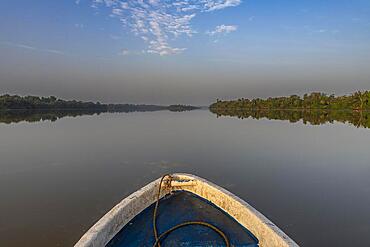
0;107;196;124
210;109;370;128
3;109;370;129
0;109;104;124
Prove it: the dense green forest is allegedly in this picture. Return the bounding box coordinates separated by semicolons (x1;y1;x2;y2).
0;95;199;112
209;91;370;128
0;95;106;110
210;91;370;111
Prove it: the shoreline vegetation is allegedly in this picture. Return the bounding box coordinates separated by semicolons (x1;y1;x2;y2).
209;91;370;128
0;94;200;112
0;95;200;124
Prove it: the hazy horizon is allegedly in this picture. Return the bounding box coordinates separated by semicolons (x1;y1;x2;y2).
1;0;370;105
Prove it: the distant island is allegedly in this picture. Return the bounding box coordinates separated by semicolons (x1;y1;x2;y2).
0;95;200;124
209;91;370;128
0;95;200;112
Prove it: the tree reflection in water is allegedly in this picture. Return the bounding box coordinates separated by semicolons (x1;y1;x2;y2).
210;108;370;129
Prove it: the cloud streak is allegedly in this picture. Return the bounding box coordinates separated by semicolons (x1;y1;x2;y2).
0;41;65;55
86;0;242;55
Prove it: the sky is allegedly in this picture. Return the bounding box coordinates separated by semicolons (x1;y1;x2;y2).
0;0;370;105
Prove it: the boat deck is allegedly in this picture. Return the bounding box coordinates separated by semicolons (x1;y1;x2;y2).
107;190;259;247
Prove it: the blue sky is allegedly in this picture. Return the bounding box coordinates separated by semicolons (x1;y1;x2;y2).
0;0;370;104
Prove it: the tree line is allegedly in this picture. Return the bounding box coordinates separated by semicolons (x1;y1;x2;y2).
209;91;370;129
0;95;200;112
0;95;106;110
210;91;370;111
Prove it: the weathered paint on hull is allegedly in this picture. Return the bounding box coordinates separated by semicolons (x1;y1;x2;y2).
107;191;259;246
75;173;299;247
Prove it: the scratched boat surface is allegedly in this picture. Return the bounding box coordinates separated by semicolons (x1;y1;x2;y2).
75;174;299;247
107;191;258;246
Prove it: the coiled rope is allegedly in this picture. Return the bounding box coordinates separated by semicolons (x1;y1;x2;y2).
152;174;230;247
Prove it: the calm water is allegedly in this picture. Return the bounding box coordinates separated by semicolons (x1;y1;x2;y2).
1;110;370;246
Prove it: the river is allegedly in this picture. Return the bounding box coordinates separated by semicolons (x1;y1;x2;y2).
0;110;369;246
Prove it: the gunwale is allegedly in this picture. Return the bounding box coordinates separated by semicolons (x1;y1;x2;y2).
74;173;299;247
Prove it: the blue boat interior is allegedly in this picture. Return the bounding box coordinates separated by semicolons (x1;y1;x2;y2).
107;190;259;247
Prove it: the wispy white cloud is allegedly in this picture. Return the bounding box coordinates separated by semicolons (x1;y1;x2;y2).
42;49;65;55
119;48;146;56
282;25;340;36
84;0;242;55
75;23;85;28
204;0;241;11
207;24;237;36
110;34;123;40
14;44;37;50
120;49;130;55
0;41;65;55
